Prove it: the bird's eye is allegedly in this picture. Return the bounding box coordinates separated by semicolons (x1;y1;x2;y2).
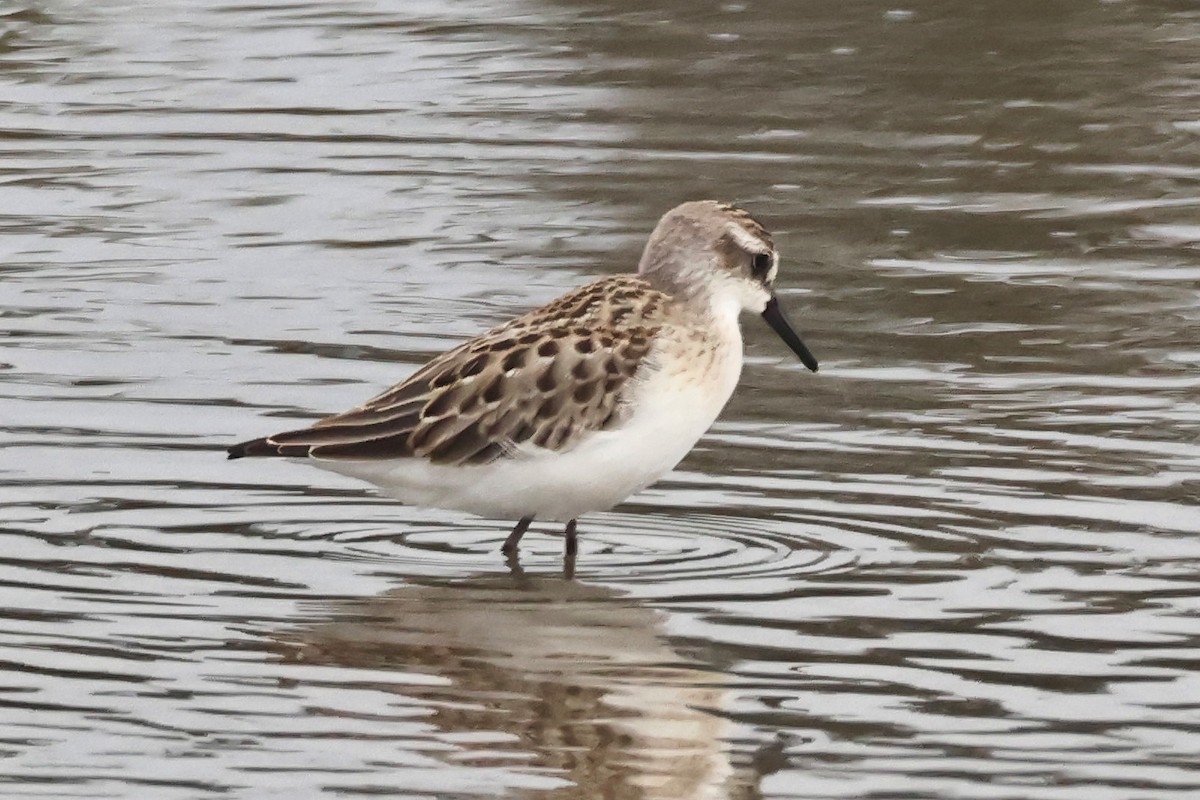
751;252;773;280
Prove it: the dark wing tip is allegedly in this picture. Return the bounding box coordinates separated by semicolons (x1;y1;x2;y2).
227;437;279;459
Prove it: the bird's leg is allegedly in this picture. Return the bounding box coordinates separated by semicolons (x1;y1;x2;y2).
563;519;578;579
501;515;534;555
564;519;578;557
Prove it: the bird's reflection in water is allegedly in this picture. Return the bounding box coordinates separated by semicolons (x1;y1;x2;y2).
268;571;744;799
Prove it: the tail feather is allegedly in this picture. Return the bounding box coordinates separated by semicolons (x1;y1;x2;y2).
227;437;286;459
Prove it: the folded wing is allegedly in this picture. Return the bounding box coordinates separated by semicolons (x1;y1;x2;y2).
227;276;669;466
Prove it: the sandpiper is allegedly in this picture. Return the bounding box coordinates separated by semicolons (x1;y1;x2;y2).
228;201;818;562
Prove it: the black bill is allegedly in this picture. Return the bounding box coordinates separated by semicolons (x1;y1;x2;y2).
761;296;819;373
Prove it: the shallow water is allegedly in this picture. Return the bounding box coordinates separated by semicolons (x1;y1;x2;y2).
2;1;1199;798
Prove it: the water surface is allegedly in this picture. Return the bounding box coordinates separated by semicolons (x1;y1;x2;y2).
2;1;1199;798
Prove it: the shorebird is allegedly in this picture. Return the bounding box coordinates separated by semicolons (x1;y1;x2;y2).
228;201;818;563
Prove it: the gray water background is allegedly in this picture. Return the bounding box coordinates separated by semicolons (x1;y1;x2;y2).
2;1;1199;797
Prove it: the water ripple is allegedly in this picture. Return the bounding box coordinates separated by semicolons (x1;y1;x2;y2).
3;0;1200;796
